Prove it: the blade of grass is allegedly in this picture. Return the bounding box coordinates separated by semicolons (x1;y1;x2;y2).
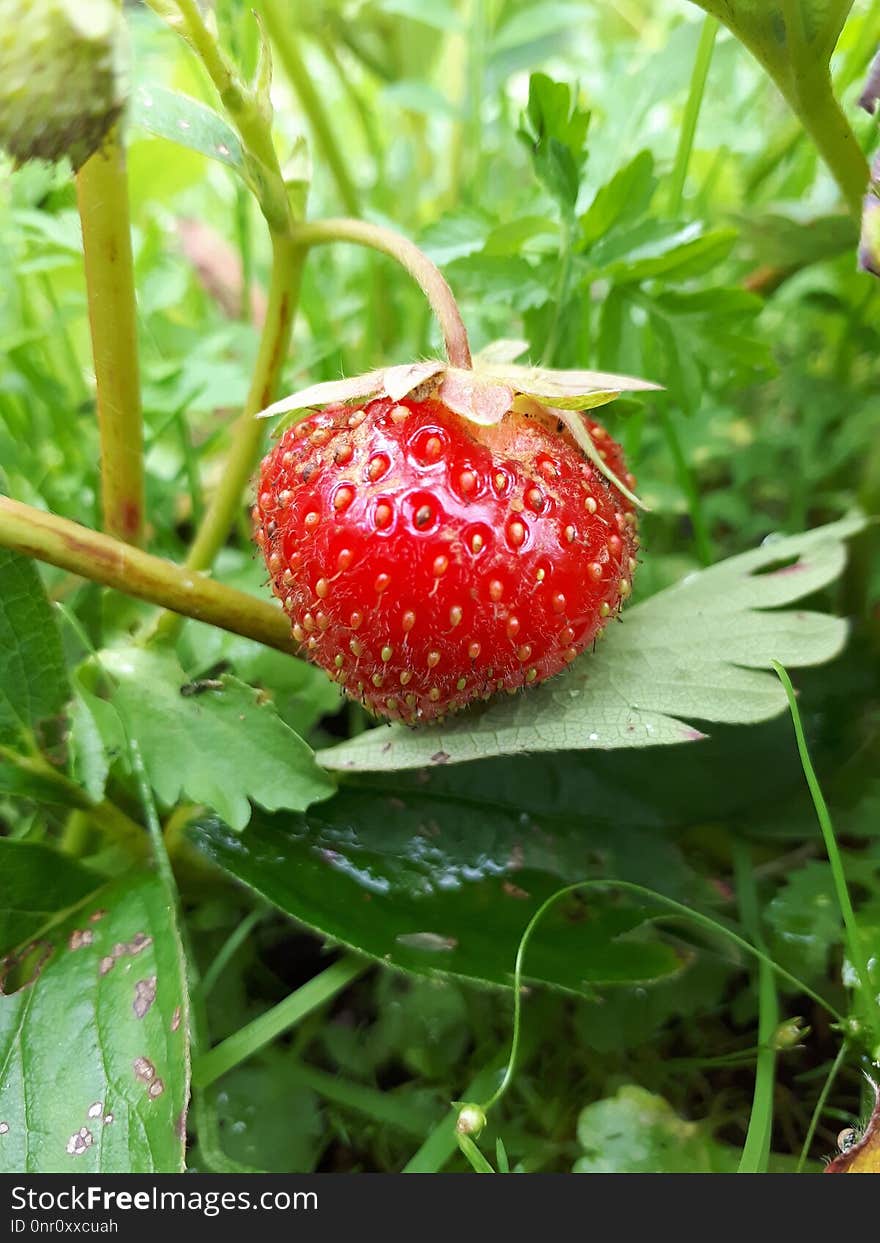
733;839;778;1173
193;955;368;1087
796;1042;848;1173
668;15;720;214
772;661;875;1044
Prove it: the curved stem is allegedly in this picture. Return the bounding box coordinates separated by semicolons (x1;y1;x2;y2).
0;496;296;655
290;218;472;368
473;877;843;1120
75;130;145;546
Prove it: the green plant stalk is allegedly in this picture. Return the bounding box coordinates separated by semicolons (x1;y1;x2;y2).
403;1067;504;1174
280;1060;432;1138
0;495;297;654
0;744;146;856
193;955;368;1087
796;1042;848;1173
458;1134;495;1173
290;218;472;368
668;15;719;215
197;907;265;1001
176;232;304;578
258;0;360;214
733;840;778;1174
75;132;145;546
772;662;875;1039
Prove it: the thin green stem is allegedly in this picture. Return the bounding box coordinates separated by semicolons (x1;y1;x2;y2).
75;131;145;546
772;662;874;1039
458;1134;495;1173
542;216;574;367
796;1043;848;1173
290;218;472;368
733;840;778;1174
280;1060;433;1138
197;907;265;1001
668;15;719;215
193;955;368;1087
0;495;297;655
258;0;360;215
0;743;146;856
473;878;843;1121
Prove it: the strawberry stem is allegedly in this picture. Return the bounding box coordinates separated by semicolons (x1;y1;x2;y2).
290;218;473;369
75;129;145;547
0;495;298;656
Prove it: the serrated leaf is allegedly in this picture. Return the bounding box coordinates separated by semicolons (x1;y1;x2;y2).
318;515;864;772
188;798;683;995
0;840;99;957
0;871;189;1173
101;648;335;831
0;548;70;750
130;85;248;180
766;860;842;974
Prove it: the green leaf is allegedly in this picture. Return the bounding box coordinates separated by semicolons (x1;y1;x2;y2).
574;1085;738;1173
689;2;854;85
101;648;335;832
766;860;842;974
0;871;189;1173
0;840;99;957
0;547;70;749
519;73;590;211
130;85;248;181
188;793;683;996
318;515;864;772
599;224;739;284
580;150;657;248
68;690;109;805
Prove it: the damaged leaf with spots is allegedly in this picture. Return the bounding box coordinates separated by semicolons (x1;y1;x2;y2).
0;546;69;751
319;515;864;772
0;871;189;1173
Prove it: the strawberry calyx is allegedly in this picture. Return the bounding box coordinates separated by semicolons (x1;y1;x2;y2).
257;356;660;510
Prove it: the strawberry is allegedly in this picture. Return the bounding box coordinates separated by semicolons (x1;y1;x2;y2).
254;380;640;725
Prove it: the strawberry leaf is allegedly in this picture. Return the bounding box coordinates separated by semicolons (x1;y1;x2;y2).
101;647;335;831
0;870;189;1173
318;515;865;772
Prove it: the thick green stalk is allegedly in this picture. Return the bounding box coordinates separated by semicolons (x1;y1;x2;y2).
0;495;296;654
75;132;145;546
258;0;360;215
668;15;719;214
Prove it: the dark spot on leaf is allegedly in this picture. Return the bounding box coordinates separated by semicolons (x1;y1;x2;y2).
430;750;450;765
99;956;115;977
1;940;53;994
502;881;530;899
68;928;94;951
133;976;158;1019
148;1079;165;1099
133;1056;157;1085
171;1005;181;1033
89;909;106;923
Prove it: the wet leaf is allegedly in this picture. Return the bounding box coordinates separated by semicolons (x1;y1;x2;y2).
319;515;864;771
188;788;684;995
0;871;189;1173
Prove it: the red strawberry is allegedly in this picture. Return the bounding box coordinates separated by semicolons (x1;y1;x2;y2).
254;396;638;724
